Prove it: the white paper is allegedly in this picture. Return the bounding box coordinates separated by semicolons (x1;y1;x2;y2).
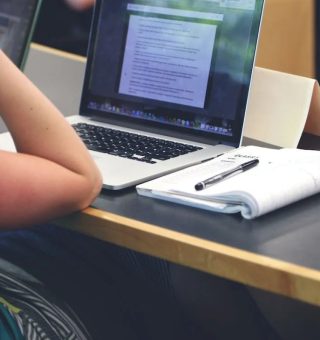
137;146;320;219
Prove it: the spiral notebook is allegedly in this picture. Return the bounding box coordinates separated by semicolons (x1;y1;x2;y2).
137;146;320;219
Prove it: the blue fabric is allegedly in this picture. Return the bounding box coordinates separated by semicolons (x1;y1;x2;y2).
0;304;23;340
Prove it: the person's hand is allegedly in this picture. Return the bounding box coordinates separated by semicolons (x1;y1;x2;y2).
64;0;95;11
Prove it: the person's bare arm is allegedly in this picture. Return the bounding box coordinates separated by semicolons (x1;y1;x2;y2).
0;50;102;229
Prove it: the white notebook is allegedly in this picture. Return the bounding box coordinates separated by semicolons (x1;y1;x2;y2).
137;146;320;219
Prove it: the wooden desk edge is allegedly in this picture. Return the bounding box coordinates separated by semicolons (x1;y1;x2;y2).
55;207;320;307
30;43;86;63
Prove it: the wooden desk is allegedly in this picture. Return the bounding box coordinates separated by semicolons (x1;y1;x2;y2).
55;184;320;308
24;44;320;308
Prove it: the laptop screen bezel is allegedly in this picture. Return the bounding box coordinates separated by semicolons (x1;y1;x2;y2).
19;0;42;69
0;0;42;69
80;0;265;147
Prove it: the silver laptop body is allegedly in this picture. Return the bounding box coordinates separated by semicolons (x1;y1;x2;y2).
68;114;233;189
67;0;264;190
0;0;265;191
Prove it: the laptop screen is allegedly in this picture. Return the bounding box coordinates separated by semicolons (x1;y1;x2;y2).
0;0;41;68
81;0;264;146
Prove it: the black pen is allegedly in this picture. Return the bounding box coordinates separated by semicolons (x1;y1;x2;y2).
195;158;259;191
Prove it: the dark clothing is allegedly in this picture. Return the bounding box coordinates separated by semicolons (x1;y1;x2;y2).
0;225;207;339
0;224;290;340
33;0;92;56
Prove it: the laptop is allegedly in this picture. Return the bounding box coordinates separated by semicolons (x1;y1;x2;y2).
0;0;264;190
0;0;42;69
68;0;265;190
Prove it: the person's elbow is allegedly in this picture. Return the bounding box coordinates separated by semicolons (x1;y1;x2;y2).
75;170;103;211
82;171;103;209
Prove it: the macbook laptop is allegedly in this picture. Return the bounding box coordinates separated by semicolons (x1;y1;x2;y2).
68;0;265;190
0;0;264;190
0;0;42;69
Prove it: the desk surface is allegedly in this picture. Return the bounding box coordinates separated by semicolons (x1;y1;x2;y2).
21;44;320;307
56;183;320;307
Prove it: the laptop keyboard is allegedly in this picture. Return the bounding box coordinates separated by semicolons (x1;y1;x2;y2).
73;123;202;164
